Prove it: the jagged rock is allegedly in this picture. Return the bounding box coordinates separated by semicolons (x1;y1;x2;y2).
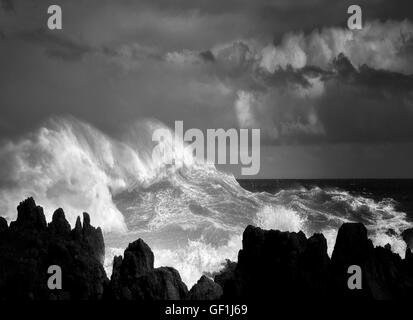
122;239;154;277
11;198;47;231
213;259;237;296
132;267;188;300
330;223;407;299
0;198;107;300
402;228;413;250
216;225;330;299
330;223;380;299
215;223;413;300
0;217;7;233
107;238;188;300
187;275;223;300
48;208;71;236
81;212;105;264
299;233;330;292
2;199;413;301
72;216;83;240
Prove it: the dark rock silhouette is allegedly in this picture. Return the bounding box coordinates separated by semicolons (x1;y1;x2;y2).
80;212;105;264
1;198;413;300
215;225;330;299
0;217;7;233
187;275;223;300
330;223;413;299
402;228;413;251
329;223;375;298
122;239;155;277
0;198;106;300
106;239;188;300
215;223;413;300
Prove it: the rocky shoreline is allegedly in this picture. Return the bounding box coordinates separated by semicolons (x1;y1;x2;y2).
1;198;413;300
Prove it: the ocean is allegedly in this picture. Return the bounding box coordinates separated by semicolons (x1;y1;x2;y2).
239;179;413;221
1;118;411;289
104;176;413;288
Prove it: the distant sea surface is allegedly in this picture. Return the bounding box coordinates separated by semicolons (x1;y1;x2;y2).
238;179;413;222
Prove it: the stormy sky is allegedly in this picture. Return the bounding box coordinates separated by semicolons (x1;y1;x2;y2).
1;0;413;178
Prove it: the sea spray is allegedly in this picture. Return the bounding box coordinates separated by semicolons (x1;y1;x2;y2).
0;116;411;288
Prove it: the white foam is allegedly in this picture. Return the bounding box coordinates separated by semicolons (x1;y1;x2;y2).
0;118;127;232
153;235;242;288
2;117;412;286
104;247;125;278
254;205;306;233
0;117;206;232
327;189;411;257
320;228;339;257
371;232;407;257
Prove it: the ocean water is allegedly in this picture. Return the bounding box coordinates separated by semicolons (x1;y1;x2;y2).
240;179;413;254
0;117;411;288
104;177;413;288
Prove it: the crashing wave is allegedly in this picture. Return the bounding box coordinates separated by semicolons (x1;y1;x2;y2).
0;116;411;287
0;116;202;231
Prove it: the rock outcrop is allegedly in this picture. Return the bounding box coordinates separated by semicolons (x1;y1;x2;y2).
402;228;413;251
215;223;413;300
330;223;413;299
1;198;413;300
215;225;330;299
0;198;107;300
106;239;188;300
187;275;223;300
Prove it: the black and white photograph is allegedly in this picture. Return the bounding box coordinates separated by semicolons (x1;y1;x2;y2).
1;0;413;315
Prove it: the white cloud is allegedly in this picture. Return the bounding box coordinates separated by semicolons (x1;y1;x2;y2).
165;50;202;65
234;90;257;128
260;33;307;72
258;20;413;74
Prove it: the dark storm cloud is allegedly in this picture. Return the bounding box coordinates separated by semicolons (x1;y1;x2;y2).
20;28;93;61
259;66;327;91
101;44;163;62
184;18;413;146
1;0;413;178
199;50;215;62
318;54;413;143
14;0;404;55
1;0;14;12
120;0;413;41
226;51;413;145
128;0;413;22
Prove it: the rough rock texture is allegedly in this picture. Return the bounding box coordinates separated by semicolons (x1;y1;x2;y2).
215;225;330;299
187;275;223;300
330;223;408;299
215;223;413;300
0;198;107;300
0;217;7;233
2;198;413;301
402;228;413;251
106;239;188;300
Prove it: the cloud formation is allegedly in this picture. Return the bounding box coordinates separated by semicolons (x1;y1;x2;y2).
0;0;14;12
259;20;413;74
1;0;413;177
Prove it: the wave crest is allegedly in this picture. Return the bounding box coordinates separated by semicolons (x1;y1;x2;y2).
254;205;305;233
0;117;411;287
0;117;204;231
